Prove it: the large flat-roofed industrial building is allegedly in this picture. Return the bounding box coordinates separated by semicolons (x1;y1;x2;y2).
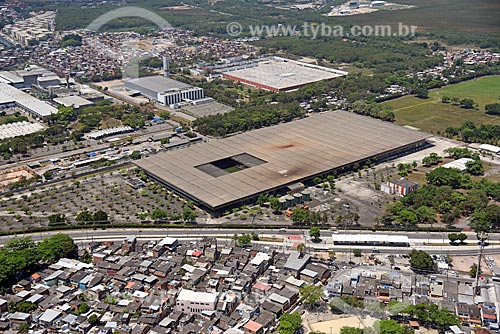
219;56;347;92
124;76;204;106
0;83;57;119
134;111;430;215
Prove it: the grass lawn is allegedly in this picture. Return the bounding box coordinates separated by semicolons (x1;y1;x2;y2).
383;76;500;134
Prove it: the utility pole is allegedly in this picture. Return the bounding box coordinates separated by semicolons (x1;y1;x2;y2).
474;233;487;297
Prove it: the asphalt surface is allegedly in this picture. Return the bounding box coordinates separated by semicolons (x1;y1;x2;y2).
0;122;176;172
1;228;499;256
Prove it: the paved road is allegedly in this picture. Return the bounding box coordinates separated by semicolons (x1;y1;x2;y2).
0;123;176;172
1;228;499;256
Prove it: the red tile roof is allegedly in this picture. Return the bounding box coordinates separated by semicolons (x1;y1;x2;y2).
244;320;263;332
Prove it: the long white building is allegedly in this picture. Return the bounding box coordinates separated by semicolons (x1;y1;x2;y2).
331;234;411;247
0;83;57;119
124;76;204;106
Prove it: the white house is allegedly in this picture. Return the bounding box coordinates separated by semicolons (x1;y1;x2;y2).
175;288;218;313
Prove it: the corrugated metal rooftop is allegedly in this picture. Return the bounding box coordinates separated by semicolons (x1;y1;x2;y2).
134;111;430;209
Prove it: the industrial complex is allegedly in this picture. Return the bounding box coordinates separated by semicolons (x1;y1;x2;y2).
219;57;348;92
0;83;57;119
124;76;205;106
134;111;430;214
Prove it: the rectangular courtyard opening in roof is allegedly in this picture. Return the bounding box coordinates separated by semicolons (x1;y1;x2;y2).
195;153;267;178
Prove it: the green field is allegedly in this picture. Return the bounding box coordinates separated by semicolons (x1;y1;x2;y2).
383;76;500;134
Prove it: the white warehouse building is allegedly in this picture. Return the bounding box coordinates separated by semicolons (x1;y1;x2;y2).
124;76;204;106
0;83;57;119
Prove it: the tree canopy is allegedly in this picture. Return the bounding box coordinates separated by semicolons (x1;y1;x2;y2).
409;250;436;273
299;283;325;307
278;313;302;334
0;234;77;289
38;234;78;263
426;167;471;188
403;303;460;331
309;227;321;241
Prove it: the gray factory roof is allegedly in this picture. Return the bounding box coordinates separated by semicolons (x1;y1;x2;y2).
284;252;311;271
134;111;430;209
222;57;347;90
0;71;23;84
53;96;94;108
0;83;57;117
125;76;192;93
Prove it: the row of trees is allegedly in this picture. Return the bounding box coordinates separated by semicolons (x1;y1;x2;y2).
0;234;77;289
149;207;196;222
445;121;500;144
291;208;331;225
441;96;477;109
76;209;109;224
349;100;395;122
193;102;304;137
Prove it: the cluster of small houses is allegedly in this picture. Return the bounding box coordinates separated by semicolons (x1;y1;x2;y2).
0;237;331;334
0;236;499;333
409;49;500;83
327;272;499;331
18;27;255;81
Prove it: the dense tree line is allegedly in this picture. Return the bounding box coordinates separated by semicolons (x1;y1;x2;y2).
192;73;402;136
350;100;395;121
0;234;77;290
445;121;500;144
0;114;29;125
76;209;109;224
428;32;500;50
193;103;304;137
404;303;460;332
254;37;440;75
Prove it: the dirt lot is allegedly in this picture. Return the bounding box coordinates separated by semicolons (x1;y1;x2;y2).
451;255;493;275
307;315;377;334
0;168;35;190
